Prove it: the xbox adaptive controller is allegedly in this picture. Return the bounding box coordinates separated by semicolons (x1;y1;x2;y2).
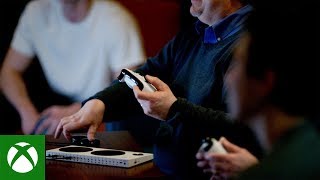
199;137;227;154
118;68;157;92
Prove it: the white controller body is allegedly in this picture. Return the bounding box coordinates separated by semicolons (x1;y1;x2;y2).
118;68;157;92
200;137;227;154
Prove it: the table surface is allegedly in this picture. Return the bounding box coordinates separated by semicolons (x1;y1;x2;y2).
46;131;166;180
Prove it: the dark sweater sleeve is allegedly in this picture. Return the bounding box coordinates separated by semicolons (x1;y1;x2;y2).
166;98;264;159
167;97;231;126
82;81;142;121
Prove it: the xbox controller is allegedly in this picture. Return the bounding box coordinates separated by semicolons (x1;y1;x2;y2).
199;137;227;154
118;68;157;92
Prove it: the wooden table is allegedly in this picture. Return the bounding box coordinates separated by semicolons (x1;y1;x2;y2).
46;131;166;180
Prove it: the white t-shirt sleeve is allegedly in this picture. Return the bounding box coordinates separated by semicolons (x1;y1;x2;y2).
108;9;146;72
11;2;36;58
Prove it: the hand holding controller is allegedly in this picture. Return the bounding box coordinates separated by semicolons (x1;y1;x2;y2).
199;137;227;154
118;68;157;92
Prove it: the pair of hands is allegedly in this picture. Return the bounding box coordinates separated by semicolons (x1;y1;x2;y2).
22;103;81;135
196;137;258;179
54;75;177;140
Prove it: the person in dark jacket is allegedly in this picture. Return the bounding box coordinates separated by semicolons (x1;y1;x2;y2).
55;0;263;179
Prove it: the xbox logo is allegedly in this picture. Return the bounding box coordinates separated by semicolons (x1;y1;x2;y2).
7;142;38;173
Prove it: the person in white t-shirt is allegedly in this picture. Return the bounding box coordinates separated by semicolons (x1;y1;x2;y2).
0;0;145;135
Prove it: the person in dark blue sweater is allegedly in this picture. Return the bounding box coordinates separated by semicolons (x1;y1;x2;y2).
55;0;263;179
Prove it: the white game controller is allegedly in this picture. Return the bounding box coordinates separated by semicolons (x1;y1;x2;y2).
199;137;227;154
118;68;157;92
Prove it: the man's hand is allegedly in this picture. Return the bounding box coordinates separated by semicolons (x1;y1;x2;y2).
196;137;258;179
54;99;105;141
34;103;81;135
132;75;177;121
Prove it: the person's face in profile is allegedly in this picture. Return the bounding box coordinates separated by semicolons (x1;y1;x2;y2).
225;34;268;123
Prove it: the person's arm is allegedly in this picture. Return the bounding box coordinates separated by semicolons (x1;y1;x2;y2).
168;98;229;124
132;75;229;124
0;1;41;134
0;48;39;134
169;97;263;157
